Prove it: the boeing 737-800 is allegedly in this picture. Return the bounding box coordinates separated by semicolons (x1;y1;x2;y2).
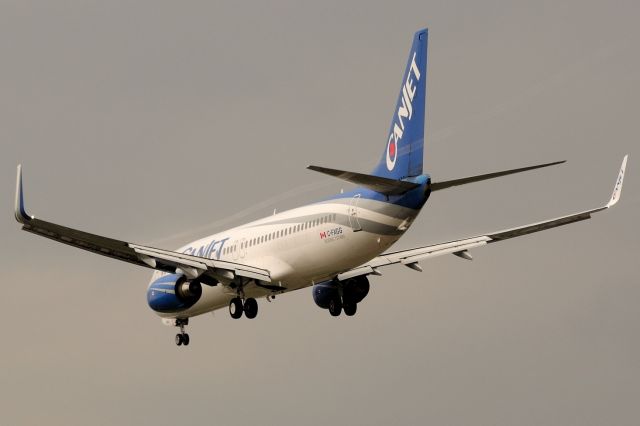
15;29;627;346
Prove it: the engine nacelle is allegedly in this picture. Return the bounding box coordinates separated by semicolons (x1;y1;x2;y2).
312;276;370;309
342;276;370;305
147;274;202;313
312;280;340;309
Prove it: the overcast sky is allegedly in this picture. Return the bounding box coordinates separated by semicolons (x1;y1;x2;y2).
1;1;638;425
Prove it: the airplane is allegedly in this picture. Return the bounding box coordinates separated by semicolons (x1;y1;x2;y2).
14;29;628;346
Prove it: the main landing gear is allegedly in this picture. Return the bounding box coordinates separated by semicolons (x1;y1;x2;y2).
175;318;190;346
328;297;357;317
229;297;259;319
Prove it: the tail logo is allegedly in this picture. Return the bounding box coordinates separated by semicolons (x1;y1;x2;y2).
386;51;422;171
386;137;398;169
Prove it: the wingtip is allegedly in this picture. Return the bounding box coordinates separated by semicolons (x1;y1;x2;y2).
14;164;32;224
606;155;628;208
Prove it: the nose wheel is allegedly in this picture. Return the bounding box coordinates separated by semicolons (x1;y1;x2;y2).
228;297;259;319
175;332;190;346
175;318;190;346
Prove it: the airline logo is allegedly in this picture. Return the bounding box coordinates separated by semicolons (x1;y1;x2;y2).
183;237;229;259
386;52;421;171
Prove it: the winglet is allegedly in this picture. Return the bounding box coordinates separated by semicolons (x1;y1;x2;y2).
606;155;628;208
14;164;32;224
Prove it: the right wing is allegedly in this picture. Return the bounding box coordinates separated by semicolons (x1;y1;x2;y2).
14;165;271;285
338;156;628;281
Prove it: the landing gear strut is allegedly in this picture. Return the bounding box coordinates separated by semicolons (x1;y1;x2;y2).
175;318;190;346
228;297;259;319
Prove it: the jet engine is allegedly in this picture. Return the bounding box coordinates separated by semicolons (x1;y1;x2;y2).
342;276;370;305
147;273;203;313
312;276;370;311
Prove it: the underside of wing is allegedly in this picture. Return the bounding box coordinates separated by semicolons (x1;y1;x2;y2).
14;165;270;285
339;156;628;280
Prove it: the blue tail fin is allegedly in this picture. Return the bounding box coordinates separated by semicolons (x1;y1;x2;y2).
371;29;428;180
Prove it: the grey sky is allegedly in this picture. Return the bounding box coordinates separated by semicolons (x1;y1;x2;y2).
1;1;639;425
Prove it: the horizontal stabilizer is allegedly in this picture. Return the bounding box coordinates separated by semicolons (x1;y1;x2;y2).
307;165;420;195
430;160;565;191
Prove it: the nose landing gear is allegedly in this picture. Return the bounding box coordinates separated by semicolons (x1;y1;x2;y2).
175;318;190;346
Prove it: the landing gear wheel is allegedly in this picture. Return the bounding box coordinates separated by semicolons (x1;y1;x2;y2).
343;303;357;317
229;297;243;319
174;318;190;347
244;297;258;319
329;298;342;317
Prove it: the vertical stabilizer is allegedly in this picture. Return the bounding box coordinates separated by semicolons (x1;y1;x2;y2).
371;29;428;180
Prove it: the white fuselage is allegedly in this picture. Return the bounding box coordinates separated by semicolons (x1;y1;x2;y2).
148;195;420;318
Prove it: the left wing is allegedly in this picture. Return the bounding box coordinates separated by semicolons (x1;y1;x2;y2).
338;155;628;281
14;165;271;285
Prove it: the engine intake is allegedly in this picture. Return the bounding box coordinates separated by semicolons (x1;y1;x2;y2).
312;276;370;309
175;279;202;301
147;274;203;313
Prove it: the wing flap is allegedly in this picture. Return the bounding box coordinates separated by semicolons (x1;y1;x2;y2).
130;244;272;282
